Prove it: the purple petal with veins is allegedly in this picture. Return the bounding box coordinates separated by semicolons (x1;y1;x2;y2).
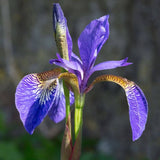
89;57;132;77
78;15;109;71
125;83;148;141
50;54;83;82
15;69;74;134
15;73;58;134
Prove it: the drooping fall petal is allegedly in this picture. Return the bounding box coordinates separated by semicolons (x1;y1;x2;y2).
125;83;148;141
15;68;69;134
86;75;148;141
48;85;74;123
78;15;109;71
49;71;78;123
47;80;65;123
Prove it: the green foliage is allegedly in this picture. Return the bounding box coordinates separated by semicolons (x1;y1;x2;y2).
15;133;61;160
0;111;149;160
81;152;115;160
0;112;6;133
0;133;62;160
0;142;23;160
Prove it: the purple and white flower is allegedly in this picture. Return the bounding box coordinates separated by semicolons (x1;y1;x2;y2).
15;3;148;141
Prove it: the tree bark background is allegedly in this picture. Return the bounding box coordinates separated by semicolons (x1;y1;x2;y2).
0;0;160;159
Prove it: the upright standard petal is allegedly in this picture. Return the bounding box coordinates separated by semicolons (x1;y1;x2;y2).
85;75;148;141
78;15;109;71
15;69;62;134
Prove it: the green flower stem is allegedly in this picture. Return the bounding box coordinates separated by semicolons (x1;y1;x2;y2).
61;70;73;160
63;82;70;123
74;107;83;139
74;94;85;139
61;113;72;160
68;94;85;160
61;68;71;123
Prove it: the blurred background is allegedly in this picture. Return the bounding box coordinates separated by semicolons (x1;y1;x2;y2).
0;0;159;159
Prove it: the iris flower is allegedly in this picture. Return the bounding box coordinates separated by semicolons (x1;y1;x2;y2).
15;3;148;141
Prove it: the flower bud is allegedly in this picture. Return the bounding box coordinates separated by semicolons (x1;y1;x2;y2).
53;3;69;60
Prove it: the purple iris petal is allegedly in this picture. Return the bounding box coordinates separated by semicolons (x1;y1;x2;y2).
125;84;148;141
15;73;58;134
53;4;73;59
48;83;74;123
66;22;73;60
89;57;132;77
71;52;82;65
78;15;109;71
50;54;83;81
85;74;148;140
53;4;65;33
